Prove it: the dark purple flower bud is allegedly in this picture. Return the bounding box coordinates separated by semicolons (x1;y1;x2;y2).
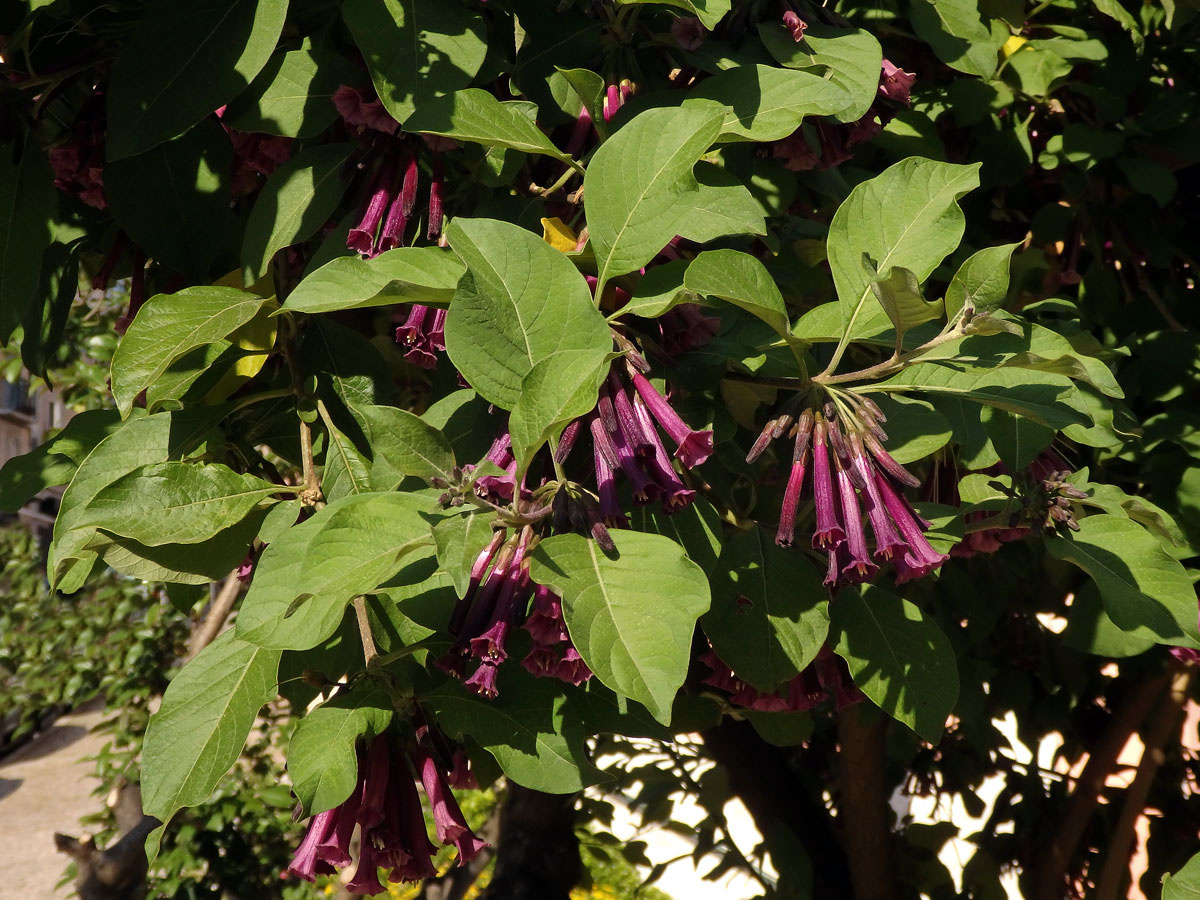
811;421;845;550
747;417;782;463
400;151;419;217
826;415;850;465
835;456;878;582
590;416;628;526
413;745;488;864
863;432;920;488
879;60;916;105
427;158;445;240
349;161;395;256
555;418;583;463
566;104;594;158
783;10;807;41
591;520;616;551
630;372;713;469
775;448;808;548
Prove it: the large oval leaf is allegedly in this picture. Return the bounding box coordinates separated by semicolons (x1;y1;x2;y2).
529;531;711;725
444;218;610;409
141;631;281;823
831;585;958;743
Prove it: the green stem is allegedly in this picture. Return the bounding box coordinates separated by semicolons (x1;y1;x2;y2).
226;386;294;416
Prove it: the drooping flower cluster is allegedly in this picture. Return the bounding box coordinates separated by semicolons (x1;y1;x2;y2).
700;647;861;712
438;523;594;696
288;732;486;894
750;399;948;587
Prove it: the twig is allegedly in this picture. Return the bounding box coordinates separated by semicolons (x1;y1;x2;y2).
353;596;378;666
186;574;243;659
1032;670;1172;900
836;702;893;900
1093;666;1192;900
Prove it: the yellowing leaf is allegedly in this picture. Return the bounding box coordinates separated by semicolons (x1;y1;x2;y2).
1001;34;1027;59
541;216;579;252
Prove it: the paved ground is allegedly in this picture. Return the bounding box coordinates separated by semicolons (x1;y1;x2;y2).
0;698;110;900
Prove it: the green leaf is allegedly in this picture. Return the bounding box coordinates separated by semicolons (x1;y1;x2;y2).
49;410;219;591
242;143;353;281
141;631;281;823
288;688;393;816
870;363;1090;429
0;147;56;343
585;106;724;286
284;247;465;314
79;462;279;546
432;508;497;599
758;22;883;122
110;287;269;418
423;668;597;793
354;403;456;487
623;260;691;319
684;249;792;339
930;397;999;469
981;408;1055;470
831;585;959;743
866;262;944;341
908;0;1000;78
236;492;434;650
343;0;487;125
509;349;611;470
614;0;731;29
675;163;767;244
105;119;231;281
827;158;980;346
406;90;575;165
1163;850;1200;900
704;527;829;691
321;413;373;502
683;64;851;142
1046;515;1200;645
529;531;711;724
444;218;611;409
1091;0;1145;54
106;0;288;159
945;243;1020;320
223;38;358;139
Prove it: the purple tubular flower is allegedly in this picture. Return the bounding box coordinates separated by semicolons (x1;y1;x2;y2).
811;421;845;550
875;475;948;581
610;375;654;458
524;584;569;645
289;809;339;881
783;10;807;41
464;660;500;698
775;449;808;547
427;156;444;240
345;841;388;895
824;542;851;588
603;83;621;122
632;394;695;512
348;161;395;256
566;104;594;157
476;431;517;503
413;745;488;864
384;761;438;883
555;418;582;464
879;60;916;104
864;432;921;488
396;305;438;369
591;418;628;527
835;456;877;583
849;435;906;560
630;371;713;469
599;406;661;504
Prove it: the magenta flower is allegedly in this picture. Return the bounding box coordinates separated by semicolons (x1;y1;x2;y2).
395;305;446;369
630;371;713;468
413;745;488;864
348;161;395;256
879;60;916;104
782;10;807;42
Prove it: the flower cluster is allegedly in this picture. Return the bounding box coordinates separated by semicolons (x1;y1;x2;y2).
750;399;948;587
288;732;486;894
438;524;594;697
700;647;861;712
